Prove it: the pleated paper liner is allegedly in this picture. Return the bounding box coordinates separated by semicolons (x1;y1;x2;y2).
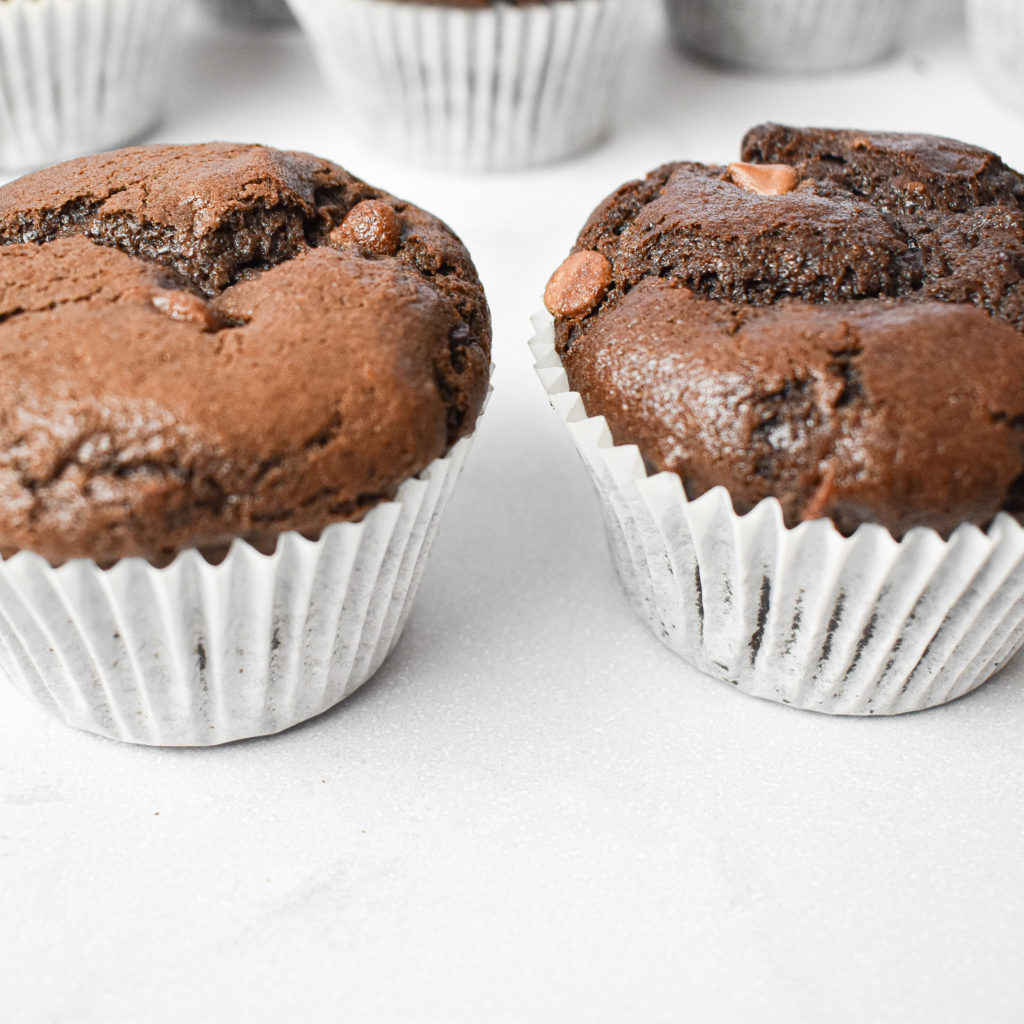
664;0;915;72
202;0;295;27
0;0;179;172
285;0;633;171
531;313;1024;715
0;431;474;746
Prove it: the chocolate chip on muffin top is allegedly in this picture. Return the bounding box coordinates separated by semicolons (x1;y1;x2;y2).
545;125;1024;539
0;143;491;566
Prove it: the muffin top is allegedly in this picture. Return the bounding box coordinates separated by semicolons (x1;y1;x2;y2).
545;124;1024;538
0;143;490;566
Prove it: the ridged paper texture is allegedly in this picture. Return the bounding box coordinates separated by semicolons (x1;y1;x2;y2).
531;315;1024;715
665;0;915;71
0;435;472;746
0;0;178;171
285;0;633;171
204;0;294;26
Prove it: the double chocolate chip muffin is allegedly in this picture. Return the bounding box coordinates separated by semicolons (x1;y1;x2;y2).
536;125;1024;714
0;142;490;745
546;125;1024;540
0;142;490;567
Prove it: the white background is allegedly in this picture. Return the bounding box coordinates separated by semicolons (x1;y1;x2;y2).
3;2;1024;1022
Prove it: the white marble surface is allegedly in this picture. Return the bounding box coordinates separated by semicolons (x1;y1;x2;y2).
3;3;1024;1022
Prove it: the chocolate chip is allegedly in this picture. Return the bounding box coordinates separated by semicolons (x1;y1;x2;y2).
150;290;223;332
726;162;799;196
331;200;401;256
544;250;613;319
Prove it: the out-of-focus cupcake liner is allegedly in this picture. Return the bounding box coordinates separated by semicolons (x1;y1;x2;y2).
201;0;296;28
530;314;1024;715
663;0;915;72
0;432;475;746
0;0;179;172
966;0;1024;112
285;0;634;171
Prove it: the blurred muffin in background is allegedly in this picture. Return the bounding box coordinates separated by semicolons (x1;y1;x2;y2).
284;0;636;171
0;0;180;172
967;0;1024;112
663;0;918;72
200;0;296;27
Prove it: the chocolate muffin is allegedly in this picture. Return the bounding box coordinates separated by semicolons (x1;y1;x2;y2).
546;125;1024;540
0;142;490;567
0;142;490;745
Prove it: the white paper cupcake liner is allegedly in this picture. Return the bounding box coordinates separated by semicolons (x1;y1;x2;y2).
663;0;915;72
201;0;295;27
531;314;1024;715
966;0;1024;112
285;0;634;171
0;0;179;172
0;431;475;746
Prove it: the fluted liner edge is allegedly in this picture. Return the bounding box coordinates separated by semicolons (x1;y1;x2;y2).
530;315;1024;715
0;433;473;745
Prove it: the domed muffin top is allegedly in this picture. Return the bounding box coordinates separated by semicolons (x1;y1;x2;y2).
0;143;491;565
546;125;1024;538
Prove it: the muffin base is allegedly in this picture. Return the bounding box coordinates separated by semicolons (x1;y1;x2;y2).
0;0;179;172
202;0;295;27
285;0;634;171
531;315;1024;715
664;0;916;72
0;432;475;746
